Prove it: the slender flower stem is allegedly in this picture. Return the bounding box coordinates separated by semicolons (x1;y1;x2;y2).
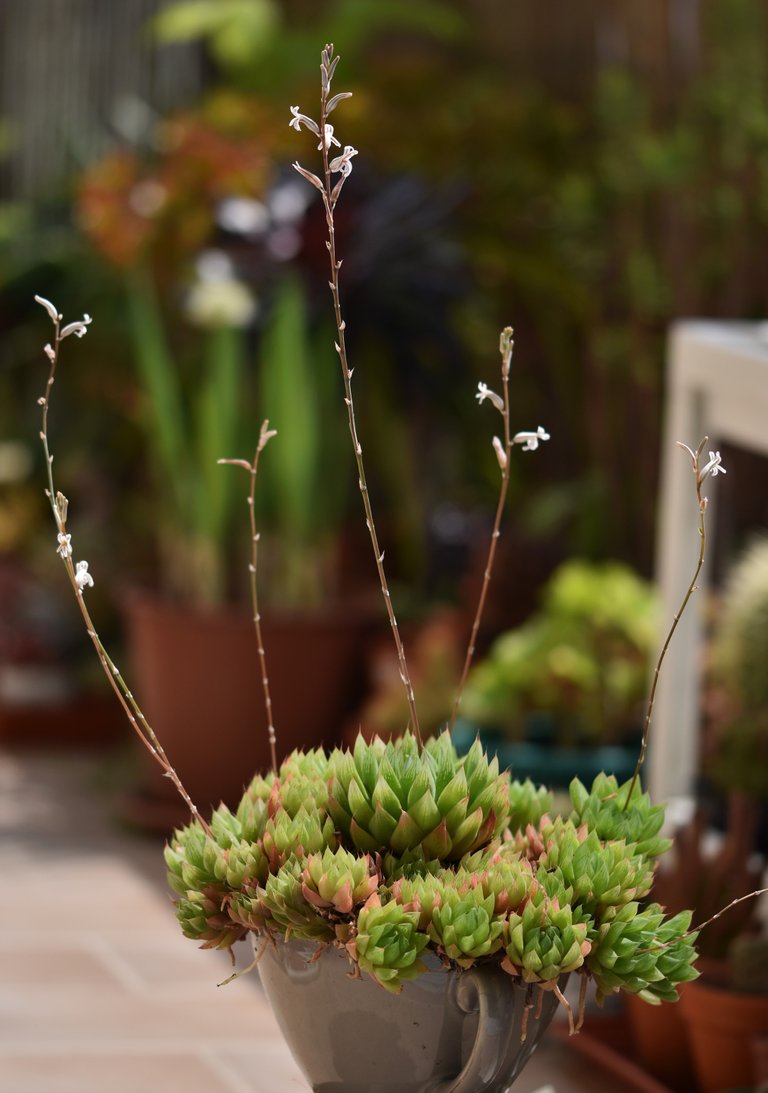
624;438;710;808
448;333;514;736
36;302;212;838
317;46;421;743
219;419;279;773
640;887;768;954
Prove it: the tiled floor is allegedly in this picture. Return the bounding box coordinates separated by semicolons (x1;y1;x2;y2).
0;747;639;1093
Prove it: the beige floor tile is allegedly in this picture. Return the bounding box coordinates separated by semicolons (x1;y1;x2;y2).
0;1051;242;1093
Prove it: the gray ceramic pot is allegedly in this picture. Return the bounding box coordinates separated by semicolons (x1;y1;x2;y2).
257;938;561;1092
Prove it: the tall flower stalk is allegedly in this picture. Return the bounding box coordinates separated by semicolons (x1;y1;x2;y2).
290;48;551;745
219;419;279;773
34;295;213;839
448;329;551;733
624;438;726;807
290;47;421;742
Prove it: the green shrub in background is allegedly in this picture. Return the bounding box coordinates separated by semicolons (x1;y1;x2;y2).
463;561;657;745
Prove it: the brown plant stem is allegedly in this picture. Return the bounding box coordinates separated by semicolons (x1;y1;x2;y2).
37;306;212;838
625;438;709;808
318;45;421;744
448;332;513;736
219;419;278;774
640;886;768;955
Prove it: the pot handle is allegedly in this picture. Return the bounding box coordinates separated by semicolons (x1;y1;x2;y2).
430;970;524;1093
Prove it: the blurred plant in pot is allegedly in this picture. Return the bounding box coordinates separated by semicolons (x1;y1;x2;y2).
461;561;656;747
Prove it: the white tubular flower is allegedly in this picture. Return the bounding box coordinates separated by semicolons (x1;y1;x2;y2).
318;123;340;151
513;426;550;452
34;295;60;323
492;436;507;469
700;450;726;481
75;560;94;592
60;314;92;339
289;106;320;137
329;145;358;176
56;532;72;558
475;382;504;413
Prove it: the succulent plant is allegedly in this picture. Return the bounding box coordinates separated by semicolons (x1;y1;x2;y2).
480;856;535;915
587;902;699;1004
258;856;336;942
300;847;379;915
327;732;508;861
261;808;337;872
502;886;591;985
429;885;505;966
348;895;430;993
388;872;446;930
569;773;671;859
506;778;554;834
537;820;655;918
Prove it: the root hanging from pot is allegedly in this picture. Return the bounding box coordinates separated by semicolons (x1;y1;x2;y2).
217;934;270;988
553;982;575;1036
576;974;588;1032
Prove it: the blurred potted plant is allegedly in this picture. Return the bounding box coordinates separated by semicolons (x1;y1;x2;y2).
35;46;765;1093
458;561;656;786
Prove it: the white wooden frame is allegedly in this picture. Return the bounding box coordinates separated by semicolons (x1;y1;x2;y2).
650;321;768;802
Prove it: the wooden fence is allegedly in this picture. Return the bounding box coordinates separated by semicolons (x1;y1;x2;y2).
0;0;204;199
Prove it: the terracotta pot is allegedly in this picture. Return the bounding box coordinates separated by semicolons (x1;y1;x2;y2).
626;989;697;1091
258;938;562;1092
680;978;768;1093
120;591;374;830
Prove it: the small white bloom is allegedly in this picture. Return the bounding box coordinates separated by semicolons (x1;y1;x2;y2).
56;532;72;558
513;426;551;452
44;343;56;362
700;450;726;481
75;560;94;592
318;123;340;151
492;436;507;469
288;106;320;137
329;145;358;176
60;314;93;339
34;295;60;323
475;382;504;413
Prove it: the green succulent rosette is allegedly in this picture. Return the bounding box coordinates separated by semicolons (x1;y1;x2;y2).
349;894;430;992
174;890;245;950
506;778;554;834
429;885;505;967
258;856;336;942
388;873;446;931
537;820;654;919
569;774;671;859
261;807;337;872
503;891;591;984
479;856;535;915
300;847;379;915
271;748;330;817
328;732;508;861
587;901;699;1004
